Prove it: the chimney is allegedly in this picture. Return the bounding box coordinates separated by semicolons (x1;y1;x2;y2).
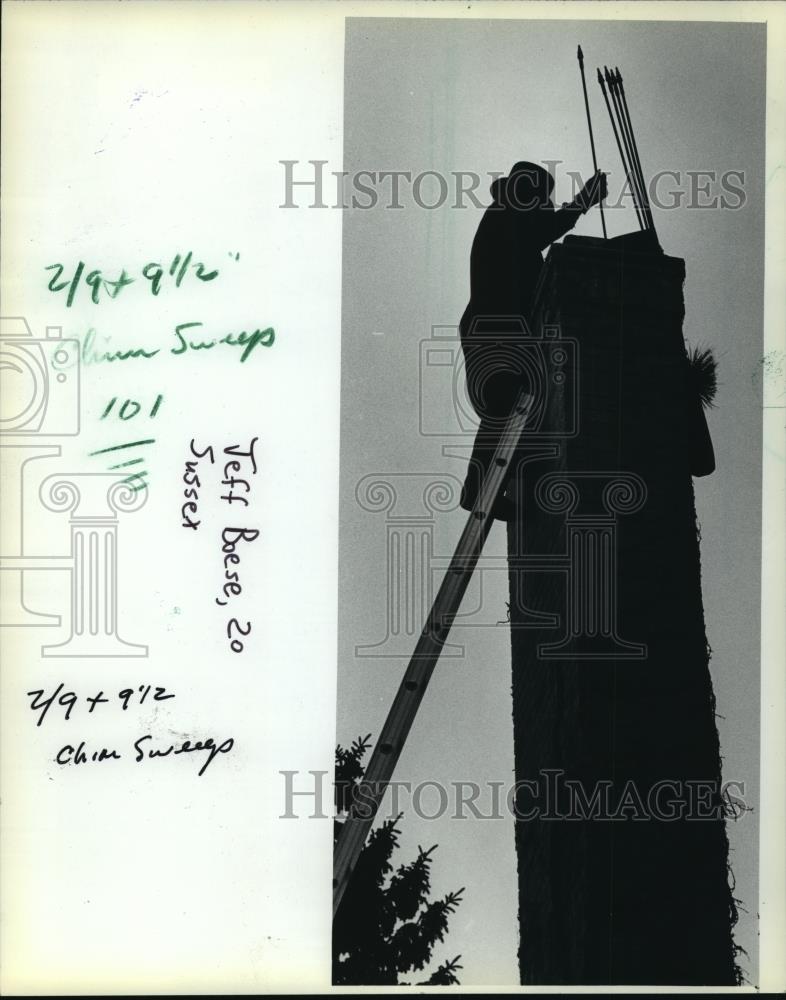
507;234;738;985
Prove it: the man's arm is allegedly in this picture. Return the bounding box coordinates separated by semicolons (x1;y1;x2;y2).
534;170;608;249
535;202;584;249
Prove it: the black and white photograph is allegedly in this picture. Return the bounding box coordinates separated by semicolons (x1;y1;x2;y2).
1;1;783;993
333;16;769;987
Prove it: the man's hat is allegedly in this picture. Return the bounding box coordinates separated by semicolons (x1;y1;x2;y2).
508;161;555;193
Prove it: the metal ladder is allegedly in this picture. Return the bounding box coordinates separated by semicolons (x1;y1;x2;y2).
333;389;535;917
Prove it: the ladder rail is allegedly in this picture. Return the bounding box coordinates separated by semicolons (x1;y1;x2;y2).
333;390;535;918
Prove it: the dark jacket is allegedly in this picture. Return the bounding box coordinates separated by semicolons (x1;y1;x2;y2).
458;181;583;516
461;179;583;420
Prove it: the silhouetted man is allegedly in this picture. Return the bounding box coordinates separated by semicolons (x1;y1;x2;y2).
459;162;607;516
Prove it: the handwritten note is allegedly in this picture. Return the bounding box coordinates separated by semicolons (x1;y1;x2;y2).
0;9;344;990
2;3;782;996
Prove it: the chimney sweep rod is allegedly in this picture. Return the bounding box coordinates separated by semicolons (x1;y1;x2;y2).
615;68;657;236
599;66;645;230
577;45;607;238
607;67;647;227
608;67;649;229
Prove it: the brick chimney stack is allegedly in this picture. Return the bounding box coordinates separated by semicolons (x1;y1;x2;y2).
507;235;738;985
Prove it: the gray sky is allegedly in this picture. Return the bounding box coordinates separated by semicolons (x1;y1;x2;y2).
337;17;765;984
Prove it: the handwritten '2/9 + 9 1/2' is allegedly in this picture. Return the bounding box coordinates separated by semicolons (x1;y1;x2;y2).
26;683;175;727
44;251;233;308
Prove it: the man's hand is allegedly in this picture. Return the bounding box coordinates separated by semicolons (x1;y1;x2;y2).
573;170;608;213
